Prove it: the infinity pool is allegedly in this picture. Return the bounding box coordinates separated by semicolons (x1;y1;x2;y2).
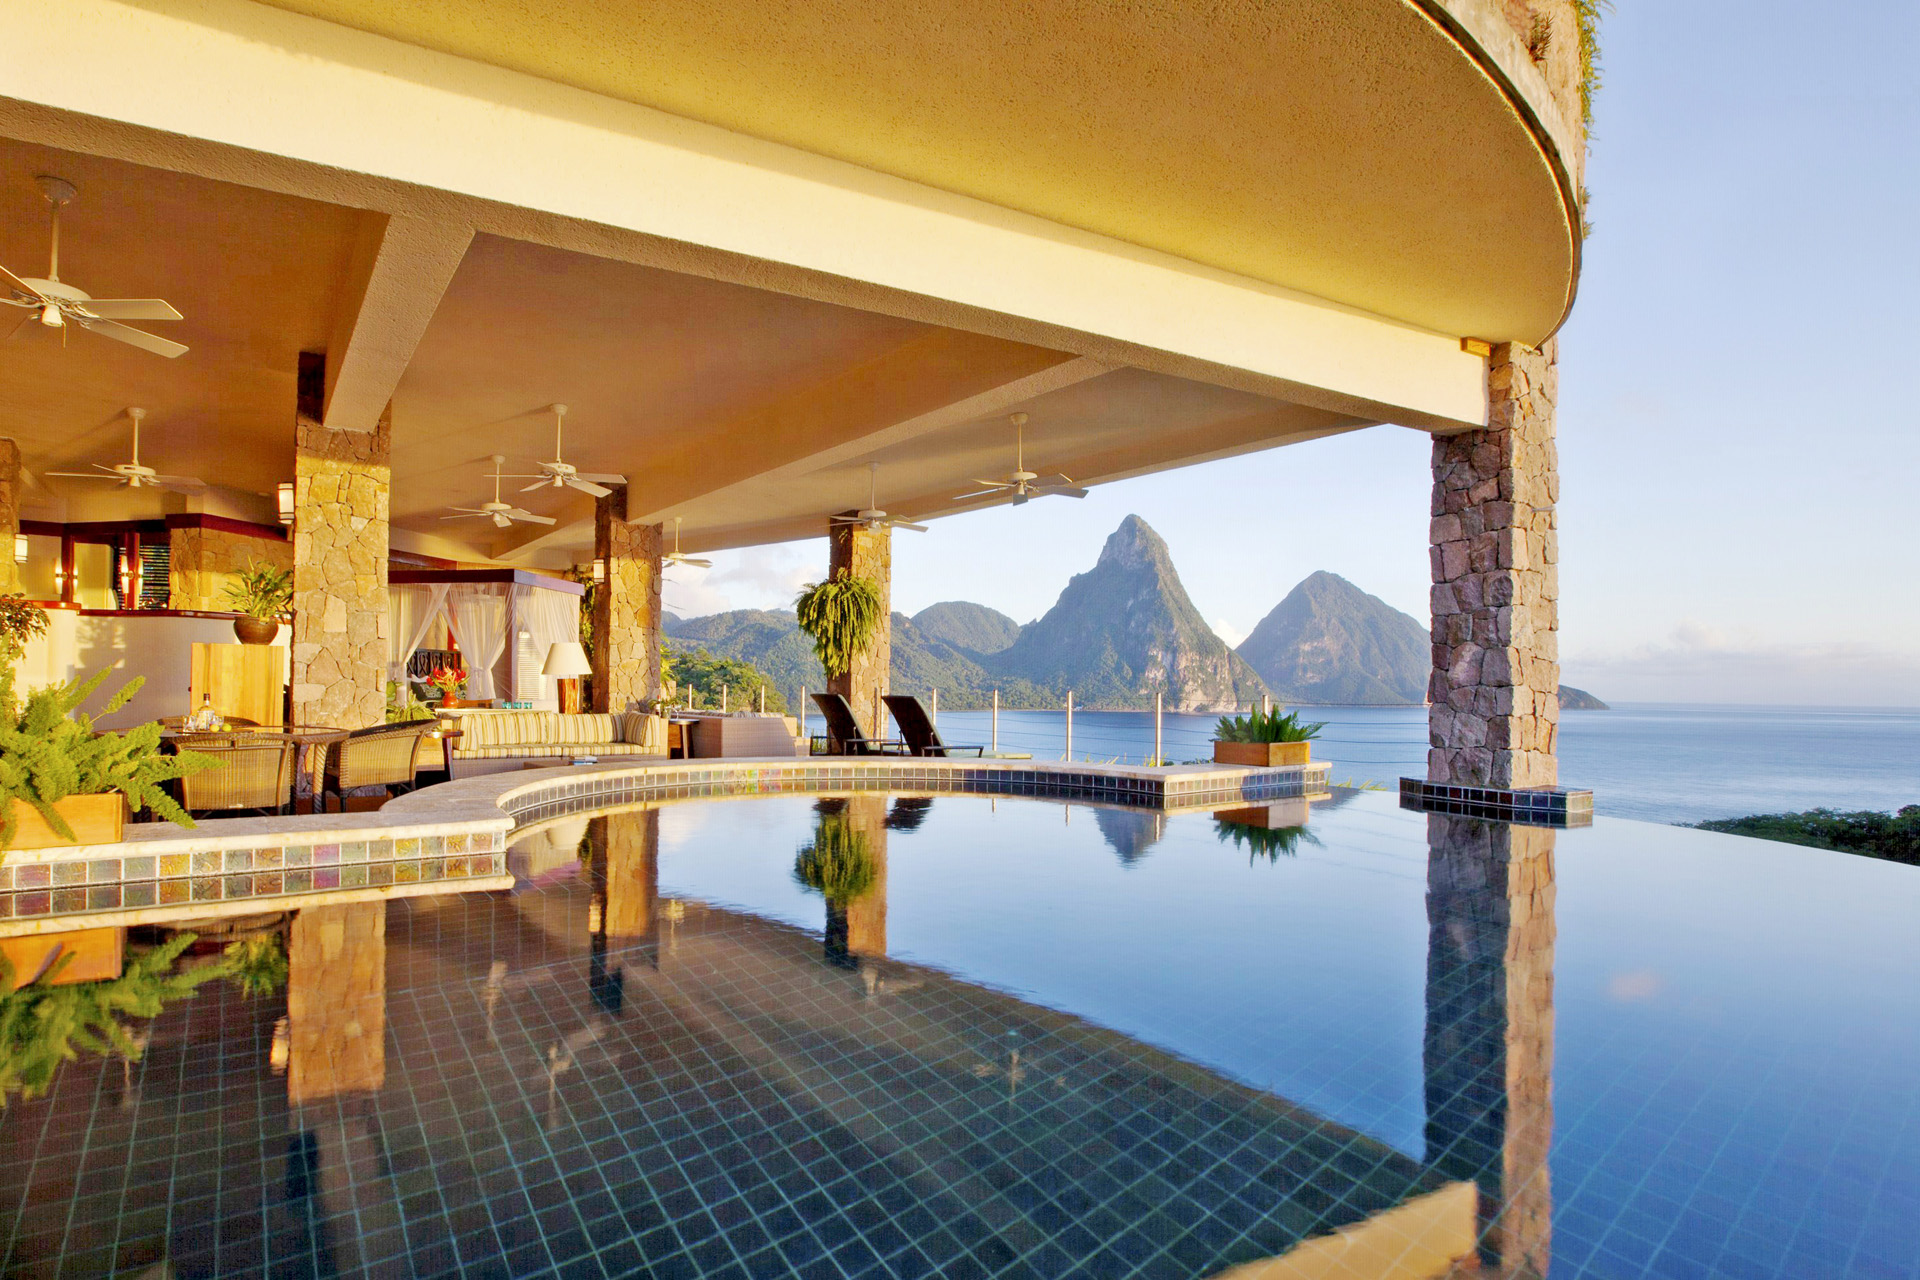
3;790;1917;1278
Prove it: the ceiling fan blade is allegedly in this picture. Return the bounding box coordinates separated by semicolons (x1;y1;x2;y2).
1012;494;1030;506
574;472;627;485
79;299;184;321
78;318;188;358
681;557;714;569
154;477;209;494
1034;485;1091;499
952;490;1005;502
520;479;557;494
892;521;929;533
503;509;557;525
970;480;1012;490
440;512;485;520
44;470;118;481
492;512;512;529
0;262;43;299
565;477;613;498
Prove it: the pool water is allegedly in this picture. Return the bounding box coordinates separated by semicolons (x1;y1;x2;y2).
3;790;1917;1279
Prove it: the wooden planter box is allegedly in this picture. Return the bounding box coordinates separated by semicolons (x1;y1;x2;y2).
3;927;127;989
5;794;127;852
1213;740;1312;768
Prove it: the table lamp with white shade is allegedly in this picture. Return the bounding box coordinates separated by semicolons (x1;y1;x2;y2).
543;640;592;713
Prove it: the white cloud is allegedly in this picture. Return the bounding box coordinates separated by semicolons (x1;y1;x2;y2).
1210;617;1246;648
662;540;822;619
1566;623;1920;707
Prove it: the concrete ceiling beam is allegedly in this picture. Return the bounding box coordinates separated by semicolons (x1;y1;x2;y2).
628;344;1111;526
0;0;1489;432
323;212;473;434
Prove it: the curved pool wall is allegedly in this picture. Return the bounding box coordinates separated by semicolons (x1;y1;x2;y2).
0;757;1327;935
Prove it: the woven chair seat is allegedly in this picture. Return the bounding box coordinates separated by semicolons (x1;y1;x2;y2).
321;722;437;811
177;737;297;816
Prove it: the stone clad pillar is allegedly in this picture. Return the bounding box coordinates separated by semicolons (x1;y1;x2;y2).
1423;815;1555;1277
0;438;19;593
591;485;663;713
826;521;892;736
287;903;387;1103
840;794;889;959
1429;340;1560;790
291;355;390;728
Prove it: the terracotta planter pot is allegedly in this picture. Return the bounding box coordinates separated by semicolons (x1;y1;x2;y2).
1212;740;1312;768
5;793;127;852
441;692;458;708
233;616;279;645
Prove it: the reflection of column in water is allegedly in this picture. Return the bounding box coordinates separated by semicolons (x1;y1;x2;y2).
1423;815;1554;1278
285;902;394;1274
806;796;889;967
591;811;662;995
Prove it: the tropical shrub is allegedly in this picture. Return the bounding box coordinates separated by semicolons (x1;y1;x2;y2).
0;594;48;658
794;572;883;679
1214;706;1326;744
220;561;293;620
385;680;435;724
1694;806;1920;867
0;666;215;849
664;647;786;714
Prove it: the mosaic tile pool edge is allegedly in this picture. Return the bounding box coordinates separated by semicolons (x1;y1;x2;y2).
1397;777;1594;827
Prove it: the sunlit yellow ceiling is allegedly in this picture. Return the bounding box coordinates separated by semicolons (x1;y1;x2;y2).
255;0;1577;343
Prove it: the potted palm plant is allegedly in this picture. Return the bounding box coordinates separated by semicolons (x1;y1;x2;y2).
221;561;293;645
1212;705;1326;768
1;663;214;853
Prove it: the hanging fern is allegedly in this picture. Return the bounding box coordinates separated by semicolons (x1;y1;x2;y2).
0;666;217;850
794;572;884;679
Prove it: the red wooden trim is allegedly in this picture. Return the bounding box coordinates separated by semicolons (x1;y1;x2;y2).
18;519;63;537
389;568;586;596
75;608;247;619
38;519;167;538
162;513;289;541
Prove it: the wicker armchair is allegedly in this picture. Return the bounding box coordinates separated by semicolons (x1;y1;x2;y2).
321;722;437;812
174;735;298;817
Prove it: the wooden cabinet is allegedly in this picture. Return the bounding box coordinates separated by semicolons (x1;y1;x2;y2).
189;642;287;726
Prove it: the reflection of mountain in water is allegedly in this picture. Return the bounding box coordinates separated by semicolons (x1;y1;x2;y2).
1094;807;1167;866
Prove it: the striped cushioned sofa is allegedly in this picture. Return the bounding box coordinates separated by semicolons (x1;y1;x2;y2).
444;710;667;778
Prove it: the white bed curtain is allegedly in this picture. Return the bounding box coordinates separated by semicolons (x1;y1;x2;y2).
388;584;451;683
445;584;509;699
513;584;583;703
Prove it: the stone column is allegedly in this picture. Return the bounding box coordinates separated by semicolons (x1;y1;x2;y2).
291;356;390;728
591;486;663;713
1423;815;1555;1278
826;521;892;736
0;438;18;593
1428;340;1560;789
598;809;660;942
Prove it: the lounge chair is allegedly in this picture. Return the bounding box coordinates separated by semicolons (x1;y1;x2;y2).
809;693;909;756
883;695;985;758
321;721;439;811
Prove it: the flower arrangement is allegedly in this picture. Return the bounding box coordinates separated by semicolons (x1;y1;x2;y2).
425;665;467;707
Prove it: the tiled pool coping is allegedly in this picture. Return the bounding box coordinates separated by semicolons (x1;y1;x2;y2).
0;756;1329;935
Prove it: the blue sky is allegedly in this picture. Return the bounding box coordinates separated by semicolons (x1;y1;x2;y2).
666;2;1920;706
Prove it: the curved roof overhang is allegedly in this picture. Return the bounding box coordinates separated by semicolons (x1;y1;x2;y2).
253;0;1582;345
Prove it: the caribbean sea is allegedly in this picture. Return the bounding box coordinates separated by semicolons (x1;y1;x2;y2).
914;703;1920;825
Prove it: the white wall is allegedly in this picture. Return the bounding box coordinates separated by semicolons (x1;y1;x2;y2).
15;613;288;731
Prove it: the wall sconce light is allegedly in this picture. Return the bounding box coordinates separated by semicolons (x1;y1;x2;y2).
11;534;24;564
591;558;605;583
276;482;295;526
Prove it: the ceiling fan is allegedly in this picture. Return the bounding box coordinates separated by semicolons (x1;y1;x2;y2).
833;462;927;534
45;408;206;492
505;404;626;498
1;176;188;359
443;456;558;529
663;517;713;569
954;413;1089;505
